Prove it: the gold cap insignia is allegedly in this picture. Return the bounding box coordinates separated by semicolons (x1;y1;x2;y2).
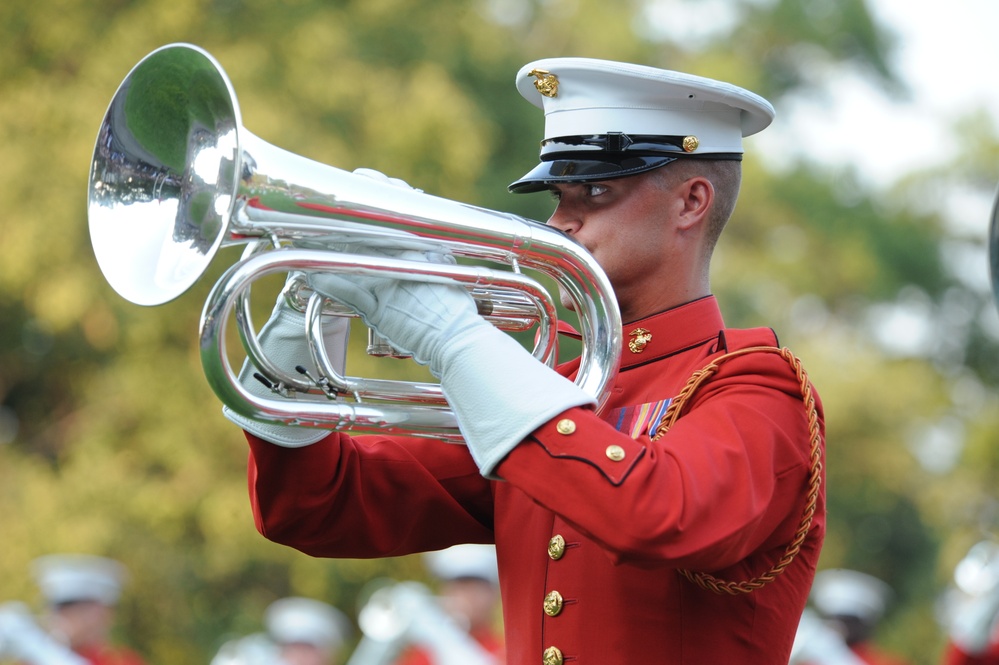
682;135;699;152
628;328;652;354
529;68;559;98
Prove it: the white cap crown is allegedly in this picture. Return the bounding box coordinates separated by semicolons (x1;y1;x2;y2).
811;569;893;623
423;544;499;584
264;597;351;650
32;554;127;606
516;57;774;151
509;57;775;193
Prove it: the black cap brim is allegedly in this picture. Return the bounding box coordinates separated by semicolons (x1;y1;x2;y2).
508;154;678;193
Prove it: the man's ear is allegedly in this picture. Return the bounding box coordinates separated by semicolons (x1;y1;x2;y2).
675;176;714;231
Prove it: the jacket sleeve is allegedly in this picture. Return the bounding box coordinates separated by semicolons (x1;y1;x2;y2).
247;430;495;558
494;346;825;572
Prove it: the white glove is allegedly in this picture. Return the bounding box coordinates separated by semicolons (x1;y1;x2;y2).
308;250;473;371
0;602;88;665
224;167;418;447
309;254;593;477
223;274;350;447
950;583;999;655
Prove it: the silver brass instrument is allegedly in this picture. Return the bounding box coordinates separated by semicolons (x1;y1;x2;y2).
347;581;496;665
991;185;999;312
87;44;622;440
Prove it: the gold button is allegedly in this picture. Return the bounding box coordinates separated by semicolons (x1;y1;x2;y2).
548;534;566;560
606;444;626;461
555;418;576;435
543;589;564;616
543;645;564;665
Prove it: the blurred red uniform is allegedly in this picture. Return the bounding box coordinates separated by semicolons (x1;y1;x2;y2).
74;644;147;665
394;627;503;665
942;642;999;665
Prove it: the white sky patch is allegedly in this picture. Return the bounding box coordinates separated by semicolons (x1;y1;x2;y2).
758;0;999;191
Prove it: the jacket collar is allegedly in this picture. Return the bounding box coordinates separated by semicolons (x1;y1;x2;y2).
557;296;724;370
617;296;724;369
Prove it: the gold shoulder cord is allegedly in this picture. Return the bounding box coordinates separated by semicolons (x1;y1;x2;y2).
649;346;823;595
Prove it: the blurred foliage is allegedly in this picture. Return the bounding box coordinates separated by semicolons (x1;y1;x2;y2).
1;0;998;663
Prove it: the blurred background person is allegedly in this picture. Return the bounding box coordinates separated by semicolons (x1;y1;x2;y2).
939;541;999;665
392;544;503;665
28;554;146;665
265;597;352;665
346;545;503;665
804;568;910;665
211;596;351;665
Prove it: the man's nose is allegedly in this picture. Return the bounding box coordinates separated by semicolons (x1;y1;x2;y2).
546;202;580;235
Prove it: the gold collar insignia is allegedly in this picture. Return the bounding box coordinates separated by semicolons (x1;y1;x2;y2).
628;327;652;354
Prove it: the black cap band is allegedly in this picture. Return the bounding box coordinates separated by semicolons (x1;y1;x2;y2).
509;154;679;193
540;132;695;157
509;131;742;194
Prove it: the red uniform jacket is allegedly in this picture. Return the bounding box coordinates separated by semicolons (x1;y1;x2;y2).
246;296;826;664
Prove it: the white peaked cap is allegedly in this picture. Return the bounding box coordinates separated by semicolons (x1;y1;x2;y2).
424;544;499;585
811;569;894;623
31;554;128;606
264;597;351;650
509;57;775;192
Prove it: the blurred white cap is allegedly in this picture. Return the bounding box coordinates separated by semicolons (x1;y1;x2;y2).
264;597;351;651
811;569;893;623
31;554;127;606
423;544;499;585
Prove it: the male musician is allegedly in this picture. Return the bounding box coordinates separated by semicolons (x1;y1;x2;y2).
229;58;826;663
30;554;146;665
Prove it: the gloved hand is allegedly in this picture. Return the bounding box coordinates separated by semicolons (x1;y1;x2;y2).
949;581;999;655
308;250;474;370
0;601;88;665
309;253;594;477
224;168;419;447
223;273;350;447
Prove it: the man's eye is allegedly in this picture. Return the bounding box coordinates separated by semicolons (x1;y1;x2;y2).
587;184;608;197
548;189;562;201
